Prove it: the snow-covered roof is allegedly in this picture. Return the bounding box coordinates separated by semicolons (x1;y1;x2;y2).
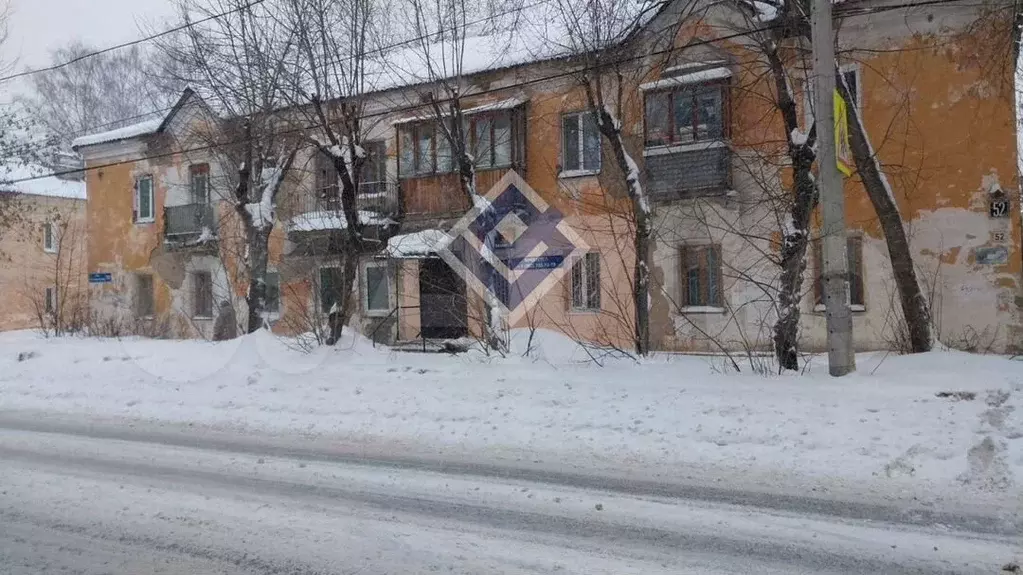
70;117;164;149
639;66;732;91
354;1;665;96
391;96;529;125
0;164;86;200
386;229;453;258
289;210;396;232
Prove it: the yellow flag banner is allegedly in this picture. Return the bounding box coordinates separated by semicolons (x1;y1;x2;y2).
834;89;853;177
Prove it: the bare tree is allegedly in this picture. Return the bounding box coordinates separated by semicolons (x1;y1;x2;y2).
17;42;178;153
835;70;932;353
281;0;380;345
23;205;87;336
394;0;513;351
547;0;690;356
160;0;299;333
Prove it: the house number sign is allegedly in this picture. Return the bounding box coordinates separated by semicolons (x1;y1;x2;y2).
990;198;1010;218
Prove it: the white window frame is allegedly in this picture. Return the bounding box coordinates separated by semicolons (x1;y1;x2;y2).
362;261;392;317
570;252;601;312
317;265;344;315
560;111;602;178
678;243;726;313
261;270;281;321
42;222;56;253
134;174;155;224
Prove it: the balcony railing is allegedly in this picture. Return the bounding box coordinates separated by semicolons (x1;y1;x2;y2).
165;203;216;240
310;181;400;216
644;143;731;202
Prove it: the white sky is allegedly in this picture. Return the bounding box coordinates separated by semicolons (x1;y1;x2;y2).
3;0;173;95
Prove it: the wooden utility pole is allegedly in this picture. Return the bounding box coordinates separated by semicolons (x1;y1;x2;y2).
811;0;856;375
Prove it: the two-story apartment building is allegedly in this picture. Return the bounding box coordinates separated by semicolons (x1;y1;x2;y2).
0;164;87;332
74;0;1020;353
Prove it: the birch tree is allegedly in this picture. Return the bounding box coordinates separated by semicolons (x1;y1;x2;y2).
160;0;299;333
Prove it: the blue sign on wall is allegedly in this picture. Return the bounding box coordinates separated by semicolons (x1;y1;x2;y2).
88;272;113;283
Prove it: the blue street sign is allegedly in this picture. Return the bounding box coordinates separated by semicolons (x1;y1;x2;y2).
89;272;113;283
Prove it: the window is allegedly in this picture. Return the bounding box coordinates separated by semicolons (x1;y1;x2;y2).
645;84;726;147
264;272;281;315
134;175;154;223
398;121;453;177
42;222;56;253
192;271;213;318
44;287;56;314
571;252;601;311
319;267;345;314
359;141;388;194
135;273;155;318
189;164;210;204
679;245;723;308
814;235;865;309
471;113;513;170
561;112;601;174
363;263;390;314
398;110;523;178
316;152;340;208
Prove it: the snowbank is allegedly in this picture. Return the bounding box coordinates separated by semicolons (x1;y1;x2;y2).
1;332;1020;512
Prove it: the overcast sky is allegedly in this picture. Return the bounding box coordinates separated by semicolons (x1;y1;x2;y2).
5;0;172;76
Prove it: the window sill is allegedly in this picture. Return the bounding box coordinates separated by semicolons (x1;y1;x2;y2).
43;248;56;254
813;304;866;313
559;169;601;179
569;307;601;314
192;315;214;321
679;306;726;314
643;140;728;157
364;309;392;318
134;219;155;225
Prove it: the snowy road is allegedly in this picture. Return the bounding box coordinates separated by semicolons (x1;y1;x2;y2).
1;420;1018;574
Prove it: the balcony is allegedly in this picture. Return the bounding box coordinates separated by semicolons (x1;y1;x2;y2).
313;181;401;218
164;203;216;246
643;142;731;203
357;181;400;216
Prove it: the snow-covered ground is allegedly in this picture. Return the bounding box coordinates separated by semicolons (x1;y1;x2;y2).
0;329;1020;518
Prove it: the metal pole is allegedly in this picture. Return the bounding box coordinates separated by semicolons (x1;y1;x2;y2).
811;0;856;376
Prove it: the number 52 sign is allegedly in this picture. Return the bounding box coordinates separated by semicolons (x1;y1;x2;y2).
990;199;1010;218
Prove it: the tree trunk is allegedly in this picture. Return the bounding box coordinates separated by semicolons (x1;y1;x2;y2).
244;227;272;333
326;244;360;345
633;220;651;355
765;44;819;371
593;104;651;355
837;73;932;352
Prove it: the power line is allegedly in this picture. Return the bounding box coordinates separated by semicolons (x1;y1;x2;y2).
0;0;268;86
6;0;978;186
18;0;552;139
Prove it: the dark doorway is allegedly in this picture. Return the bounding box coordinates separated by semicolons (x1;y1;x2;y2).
419;258;468;339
